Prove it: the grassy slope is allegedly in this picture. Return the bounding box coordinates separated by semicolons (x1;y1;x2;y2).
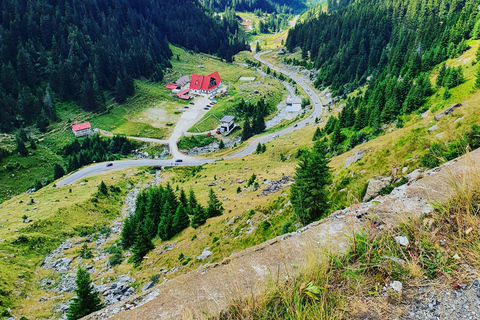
0;169;145;318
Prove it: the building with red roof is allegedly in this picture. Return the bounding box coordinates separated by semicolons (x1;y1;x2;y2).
189;72;222;94
176;89;192;100
165;83;179;90
71;122;93;137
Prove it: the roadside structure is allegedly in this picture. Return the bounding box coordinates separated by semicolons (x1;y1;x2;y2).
71;122;93;137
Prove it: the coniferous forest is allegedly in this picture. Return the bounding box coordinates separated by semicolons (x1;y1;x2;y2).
0;0;247;132
121;184;224;266
287;0;479;154
202;0;306;14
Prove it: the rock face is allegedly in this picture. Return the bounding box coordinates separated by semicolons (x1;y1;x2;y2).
428;124;438;132
141;281;155;292
345;149;366;168
197;248;212;260
261;175;292;196
434;103;462;121
363;176;392;202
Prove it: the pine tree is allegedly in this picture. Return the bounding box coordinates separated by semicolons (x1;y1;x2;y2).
98;181;108;195
67;267;103;320
290;140;331;224
158;201;174;240
131;224;154;266
36;109;50;133
54;163;66;180
172;203;190;234
241;117;252;141
436;64;446;87
256;142;262;154
120;216;136;249
16;137;28;157
179;188;189;209
190;203;208;228
312;127;322;141
218;139;225;149
207;188;224;218
329;122;343;151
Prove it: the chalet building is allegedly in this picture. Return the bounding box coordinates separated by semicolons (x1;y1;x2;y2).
189;71;222;95
219;116;235;133
71;122;93;137
278;48;286;55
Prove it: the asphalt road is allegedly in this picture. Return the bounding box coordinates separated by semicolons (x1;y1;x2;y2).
57;51;324;186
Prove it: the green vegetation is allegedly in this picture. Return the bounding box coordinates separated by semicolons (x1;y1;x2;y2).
290;140;331;224
177;135;219;150
67;267;103;320
63;135;137;173
121;184;224;266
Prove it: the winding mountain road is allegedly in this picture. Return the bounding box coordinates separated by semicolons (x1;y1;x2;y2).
57;51;324;186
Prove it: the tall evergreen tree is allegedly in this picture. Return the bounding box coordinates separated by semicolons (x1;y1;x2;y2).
131;224;154;266
241;117;253;141
290;140;331;224
190;203;208;228
207;189;224;218
66;267;103;320
121;216;136;249
16;137;28;157
172;203;190;234
54;163;66;180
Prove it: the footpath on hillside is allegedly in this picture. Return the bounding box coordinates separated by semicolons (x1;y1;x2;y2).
83;147;480;320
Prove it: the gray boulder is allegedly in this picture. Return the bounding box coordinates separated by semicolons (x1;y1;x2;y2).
434;103;462;121
363;176;392;201
142;281;155;292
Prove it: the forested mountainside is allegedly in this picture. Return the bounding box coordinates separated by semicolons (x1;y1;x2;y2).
202;0;307;13
287;0;479;151
0;0;246;132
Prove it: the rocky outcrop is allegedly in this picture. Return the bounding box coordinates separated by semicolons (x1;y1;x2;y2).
344;149;365;168
434;103;462;121
363;176;392;201
261;175;292;196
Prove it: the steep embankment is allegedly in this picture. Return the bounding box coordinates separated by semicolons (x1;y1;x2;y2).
83;147;480;319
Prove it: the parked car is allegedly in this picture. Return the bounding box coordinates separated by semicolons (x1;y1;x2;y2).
293;124;298;128
106;162;113;167
184;106;189;108
189;102;194;105
175;159;183;163
204;107;209;110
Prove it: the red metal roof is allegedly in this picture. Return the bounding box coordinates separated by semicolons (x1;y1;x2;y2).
190;74;204;90
71;122;91;131
176;89;191;100
201;71;221;91
165;84;178;90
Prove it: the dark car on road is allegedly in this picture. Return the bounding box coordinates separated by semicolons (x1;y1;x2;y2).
175;159;183;163
106;162;113;167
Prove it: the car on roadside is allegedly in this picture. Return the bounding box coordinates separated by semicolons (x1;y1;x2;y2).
293;124;298;128
106;162;113;167
189;102;194;105
204;107;209;110
175;159;183;163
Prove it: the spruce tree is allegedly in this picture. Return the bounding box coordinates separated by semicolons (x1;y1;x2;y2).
120;216;136;249
475;63;480;89
131;224;154;266
241;117;252;141
54;163;66;180
67;267;103;320
218;139;225;149
98;181;108;195
16;137;28;156
312;127;322;141
190;203;208;228
179;188;189;209
290;140;331;224
256;142;262;154
207;189;224;218
172;203;190;234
